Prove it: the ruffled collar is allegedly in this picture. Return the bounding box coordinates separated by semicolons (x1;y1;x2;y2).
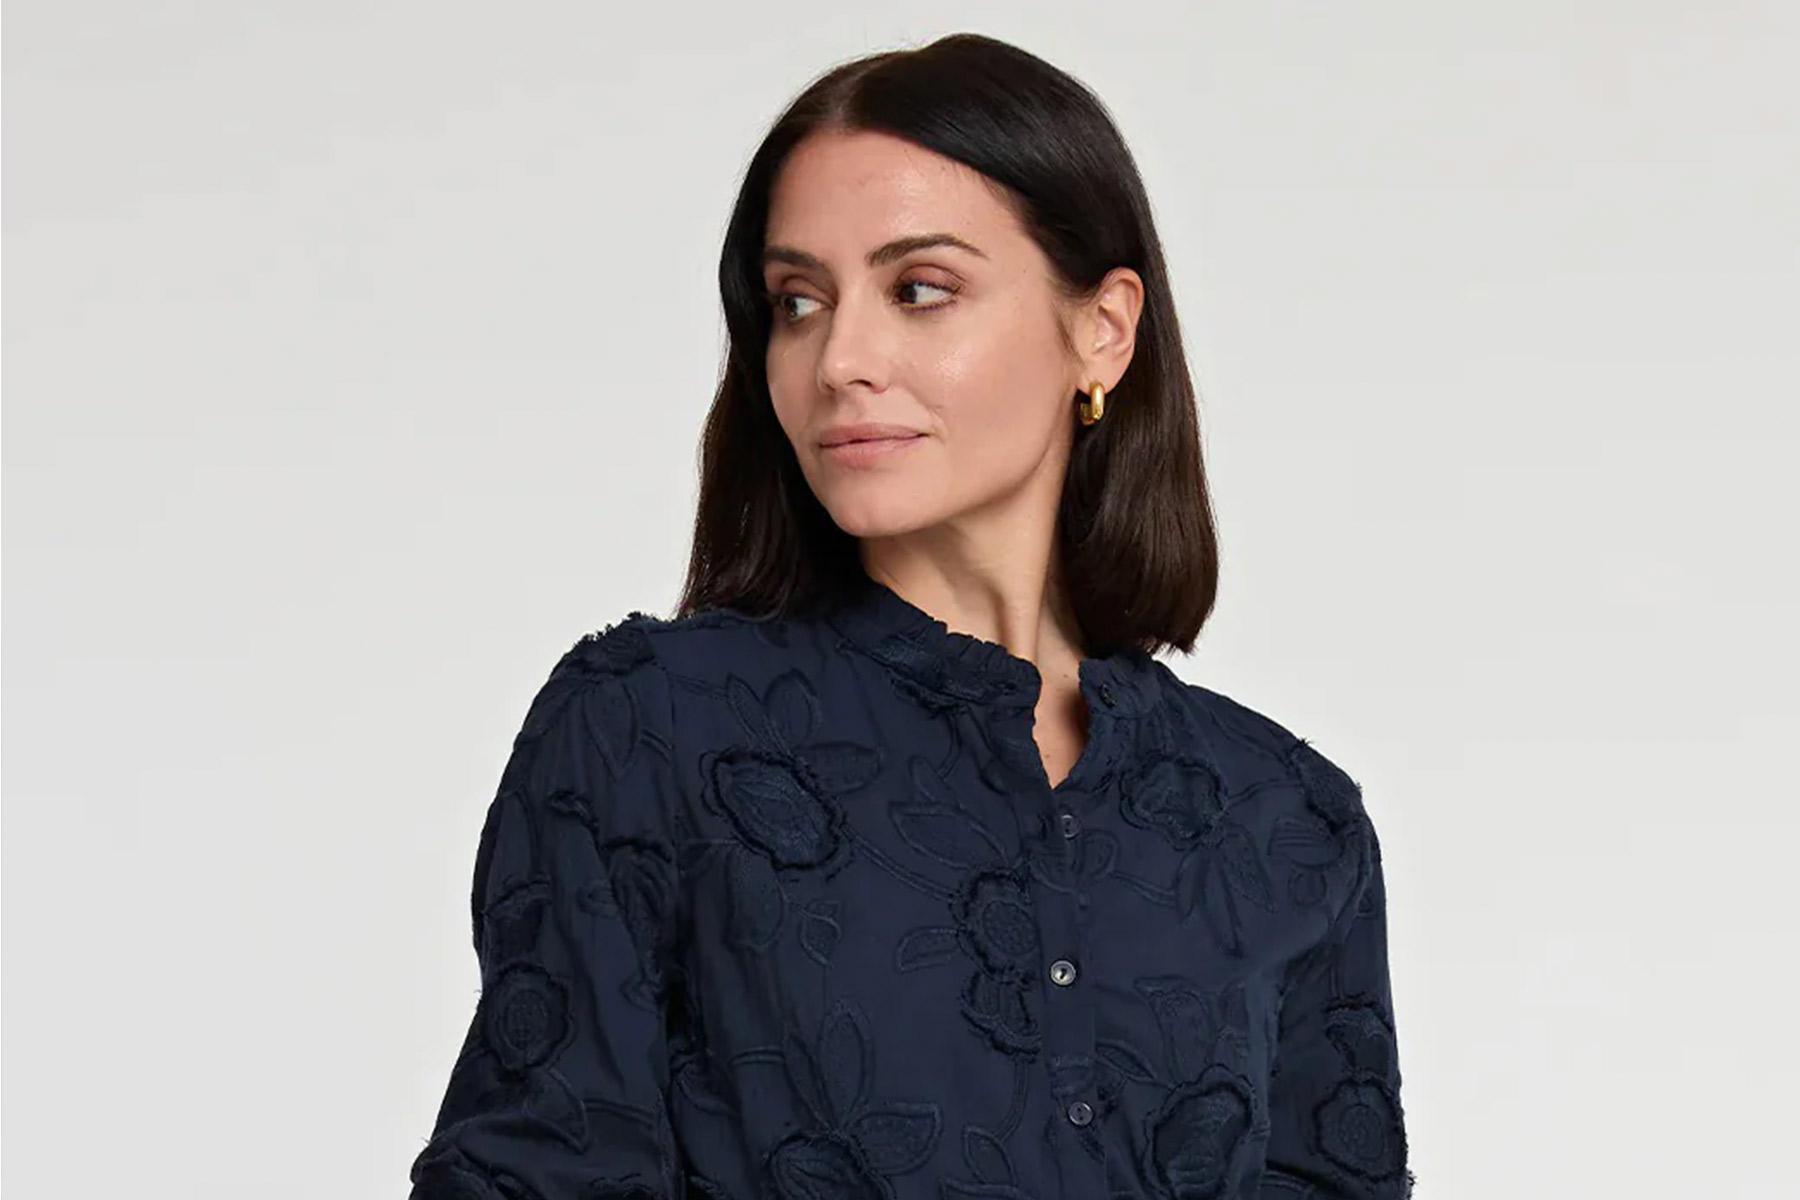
825;571;1160;716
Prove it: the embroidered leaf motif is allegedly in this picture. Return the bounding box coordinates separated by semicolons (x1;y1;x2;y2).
1268;815;1344;868
724;673;780;752
799;900;843;967
891;802;1006;867
849;1101;941;1174
1096;1037;1160;1084
579;677;641;779
481;876;549;965
962;1125;1015;1184
805;741;885;794
767;669;822;748
894;926;959;971
818;1000;873;1126
1213;820;1275;913
782;1023;830;1127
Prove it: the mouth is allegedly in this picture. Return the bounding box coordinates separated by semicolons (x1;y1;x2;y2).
819;432;925;465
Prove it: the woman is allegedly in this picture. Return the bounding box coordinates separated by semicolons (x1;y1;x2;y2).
409;32;1410;1200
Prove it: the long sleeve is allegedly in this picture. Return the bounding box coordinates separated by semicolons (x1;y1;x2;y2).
1261;744;1411;1200
409;623;688;1199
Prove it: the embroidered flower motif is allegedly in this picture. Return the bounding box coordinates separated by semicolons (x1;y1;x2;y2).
1308;1001;1408;1184
889;757;1043;1057
1134;977;1253;1082
762;1001;943;1200
481;875;550;966
1266;813;1348;909
767;1130;891;1200
482;962;572;1073
1313;1080;1406;1183
518;619;661;781
594;836;680;1004
700;670;883;874
1112;751;1276;958
1145;1068;1257;1200
1120;754;1226;850
959;965;1041;1057
951;868;1040;987
1324;1002;1398;1076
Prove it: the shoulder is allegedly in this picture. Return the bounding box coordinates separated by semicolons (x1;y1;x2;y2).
533;604;768;690
521;603;797;739
1150;662;1372;836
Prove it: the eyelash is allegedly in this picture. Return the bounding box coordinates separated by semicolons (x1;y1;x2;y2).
765;278;960;325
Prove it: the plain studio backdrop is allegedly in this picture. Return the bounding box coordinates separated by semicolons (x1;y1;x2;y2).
4;2;1796;1196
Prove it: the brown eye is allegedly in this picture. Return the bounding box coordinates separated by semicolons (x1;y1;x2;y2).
896;279;958;308
767;290;823;323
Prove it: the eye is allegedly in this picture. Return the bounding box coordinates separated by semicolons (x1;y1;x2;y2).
767;290;822;324
765;276;960;328
896;278;958;308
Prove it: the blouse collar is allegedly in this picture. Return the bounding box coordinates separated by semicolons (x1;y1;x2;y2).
826;571;1161;716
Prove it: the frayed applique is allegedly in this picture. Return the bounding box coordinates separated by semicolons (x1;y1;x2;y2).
480;962;573;1074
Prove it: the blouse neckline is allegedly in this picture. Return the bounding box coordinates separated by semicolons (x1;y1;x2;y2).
825;570;1158;717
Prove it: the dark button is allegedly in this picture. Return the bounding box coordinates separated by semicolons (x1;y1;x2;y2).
1049;958;1078;987
1059;812;1080;839
1098;682;1116;707
1067;1100;1094;1126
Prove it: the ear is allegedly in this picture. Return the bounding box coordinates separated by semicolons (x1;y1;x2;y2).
1071;267;1144;392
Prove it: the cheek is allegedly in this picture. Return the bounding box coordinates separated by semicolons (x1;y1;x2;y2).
765;346;812;442
926;311;1069;444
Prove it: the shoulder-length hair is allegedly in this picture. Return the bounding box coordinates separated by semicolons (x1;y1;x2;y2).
676;32;1219;658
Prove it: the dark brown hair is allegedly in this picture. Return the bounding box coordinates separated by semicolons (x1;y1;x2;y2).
675;32;1219;658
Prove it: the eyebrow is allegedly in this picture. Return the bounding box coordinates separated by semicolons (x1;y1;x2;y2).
760;232;989;274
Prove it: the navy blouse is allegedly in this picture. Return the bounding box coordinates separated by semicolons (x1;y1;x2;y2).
409;574;1410;1199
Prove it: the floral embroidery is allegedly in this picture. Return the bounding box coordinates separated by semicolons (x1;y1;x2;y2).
595;836;680;1004
1306;1001;1408;1185
951;868;1041;987
1288;738;1364;834
1313;1080;1406;1183
1145;1067;1257;1200
1265;814;1346;909
763;1001;943;1199
889;757;1043;1057
1119;753;1225;851
1134;977;1252;1081
481;962;573;1073
700;670;883;873
409;586;1406;1197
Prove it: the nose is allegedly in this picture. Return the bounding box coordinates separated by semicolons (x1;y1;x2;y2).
814;286;892;397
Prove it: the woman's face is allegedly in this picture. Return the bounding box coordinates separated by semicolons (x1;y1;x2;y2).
761;128;1086;542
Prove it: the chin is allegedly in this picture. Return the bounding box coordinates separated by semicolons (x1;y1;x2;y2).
819;489;947;540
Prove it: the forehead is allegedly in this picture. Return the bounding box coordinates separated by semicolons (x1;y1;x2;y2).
764;129;1022;258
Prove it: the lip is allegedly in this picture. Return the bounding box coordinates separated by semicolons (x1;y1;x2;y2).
819;426;925;467
818;422;925;448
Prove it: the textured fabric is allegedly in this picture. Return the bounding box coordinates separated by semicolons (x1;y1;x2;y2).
409;574;1410;1199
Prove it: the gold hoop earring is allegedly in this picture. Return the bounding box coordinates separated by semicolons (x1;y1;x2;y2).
1079;382;1106;426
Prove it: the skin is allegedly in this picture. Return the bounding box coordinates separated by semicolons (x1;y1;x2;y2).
761;127;1144;787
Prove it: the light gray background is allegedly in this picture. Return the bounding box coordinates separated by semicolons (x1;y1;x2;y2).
5;2;1797;1196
